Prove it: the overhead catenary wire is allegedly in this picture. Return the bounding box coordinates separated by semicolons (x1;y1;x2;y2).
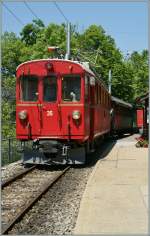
2;2;24;26
53;1;69;23
53;2;70;59
24;1;40;21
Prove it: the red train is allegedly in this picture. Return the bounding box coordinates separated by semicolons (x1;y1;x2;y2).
136;109;144;130
16;59;111;164
111;96;133;134
16;59;135;165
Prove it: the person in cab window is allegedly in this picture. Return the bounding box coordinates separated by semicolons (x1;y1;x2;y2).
70;91;77;102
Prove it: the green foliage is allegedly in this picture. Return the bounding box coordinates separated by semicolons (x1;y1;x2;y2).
129;50;148;99
2;75;16;138
2;101;16;138
2;21;148;138
2;32;24;75
20;19;45;45
111;62;134;103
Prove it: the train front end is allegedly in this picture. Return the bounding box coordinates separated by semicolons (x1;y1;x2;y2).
16;59;88;165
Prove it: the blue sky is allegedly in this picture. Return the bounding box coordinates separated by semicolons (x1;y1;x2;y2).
2;1;148;55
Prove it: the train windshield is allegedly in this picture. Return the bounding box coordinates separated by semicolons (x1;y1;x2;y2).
43;76;57;102
20;75;38;101
62;75;81;102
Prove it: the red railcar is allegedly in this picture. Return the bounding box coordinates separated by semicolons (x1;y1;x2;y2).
16;59;111;164
111;96;133;134
136;109;144;129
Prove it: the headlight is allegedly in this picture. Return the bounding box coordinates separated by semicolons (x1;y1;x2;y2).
18;110;27;120
72;110;81;120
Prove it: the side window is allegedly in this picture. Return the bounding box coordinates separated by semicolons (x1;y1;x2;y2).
101;88;103;105
85;75;89;103
105;92;108;107
95;84;97;104
97;85;99;104
107;95;109;107
99;86;101;104
103;89;105;106
96;83;99;104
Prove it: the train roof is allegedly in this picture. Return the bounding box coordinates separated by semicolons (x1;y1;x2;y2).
16;58;95;76
111;96;133;108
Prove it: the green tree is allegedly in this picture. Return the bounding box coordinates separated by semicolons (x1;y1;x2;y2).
2;75;16;138
111;62;134;102
20;19;45;45
74;25;124;95
129;50;148;99
2;32;24;75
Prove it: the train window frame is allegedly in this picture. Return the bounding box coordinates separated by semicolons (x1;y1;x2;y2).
105;91;106;106
106;93;108;107
19;75;39;102
103;91;105;105
61;74;81;102
85;75;89;103
96;84;99;104
95;83;98;104
101;87;103;106
103;88;104;106
100;85;102;104
99;85;101;104
97;84;99;104
43;75;57;103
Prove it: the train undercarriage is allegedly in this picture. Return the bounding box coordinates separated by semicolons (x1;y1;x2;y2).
21;139;86;165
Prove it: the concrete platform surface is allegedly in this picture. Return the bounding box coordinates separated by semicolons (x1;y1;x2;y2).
74;134;148;234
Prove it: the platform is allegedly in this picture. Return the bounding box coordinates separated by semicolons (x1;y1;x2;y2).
74;134;148;234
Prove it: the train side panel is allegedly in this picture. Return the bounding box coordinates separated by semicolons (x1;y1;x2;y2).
136;109;144;129
111;96;133;134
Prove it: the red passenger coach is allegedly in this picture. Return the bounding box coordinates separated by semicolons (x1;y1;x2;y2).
111;96;133;134
136;109;144;129
16;59;111;165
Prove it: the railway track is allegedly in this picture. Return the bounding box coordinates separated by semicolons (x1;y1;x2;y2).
2;165;36;188
2;165;70;234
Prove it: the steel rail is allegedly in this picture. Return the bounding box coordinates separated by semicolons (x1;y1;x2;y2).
2;166;70;235
1;165;36;189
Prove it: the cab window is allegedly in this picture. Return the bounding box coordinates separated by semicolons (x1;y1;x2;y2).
62;75;81;102
20;75;38;101
43;76;57;102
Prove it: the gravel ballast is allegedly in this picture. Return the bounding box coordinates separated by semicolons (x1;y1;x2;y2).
2;161;25;182
8;166;93;235
2;141;113;235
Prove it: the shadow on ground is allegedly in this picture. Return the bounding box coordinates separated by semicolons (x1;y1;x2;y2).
74;138;117;169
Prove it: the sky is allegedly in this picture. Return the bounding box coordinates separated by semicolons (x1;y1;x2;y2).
2;1;148;55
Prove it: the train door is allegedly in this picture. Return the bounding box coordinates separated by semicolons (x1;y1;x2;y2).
40;75;60;136
60;74;83;136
